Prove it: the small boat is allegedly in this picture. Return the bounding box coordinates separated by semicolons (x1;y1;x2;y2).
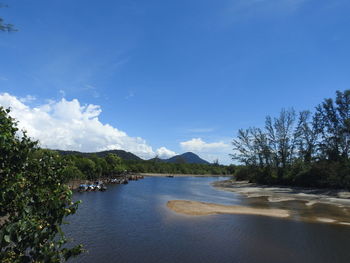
78;184;88;191
87;184;96;191
78;183;107;192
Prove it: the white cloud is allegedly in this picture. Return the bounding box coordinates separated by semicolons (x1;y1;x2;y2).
0;93;175;160
156;147;177;159
180;138;229;152
180;138;232;165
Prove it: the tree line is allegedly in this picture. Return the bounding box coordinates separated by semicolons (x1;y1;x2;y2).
232;90;350;189
124;159;234;175
59;153;234;181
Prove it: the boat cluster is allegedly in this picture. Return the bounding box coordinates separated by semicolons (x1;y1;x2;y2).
78;181;107;192
77;175;144;192
109;175;144;185
110;178;128;184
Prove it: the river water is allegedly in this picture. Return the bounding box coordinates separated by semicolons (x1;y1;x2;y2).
65;176;350;263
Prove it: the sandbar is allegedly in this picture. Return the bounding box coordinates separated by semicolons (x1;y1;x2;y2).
213;180;350;207
167;200;290;218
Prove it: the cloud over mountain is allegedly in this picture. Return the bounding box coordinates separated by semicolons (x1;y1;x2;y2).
0;93;173;160
156;147;177;159
180;138;232;164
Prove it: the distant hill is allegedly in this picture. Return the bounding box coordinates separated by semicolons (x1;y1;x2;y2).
55;149;142;161
166;152;210;164
151;152;210;165
55;149;210;164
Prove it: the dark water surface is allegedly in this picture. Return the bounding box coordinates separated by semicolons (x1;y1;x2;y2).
65;177;350;263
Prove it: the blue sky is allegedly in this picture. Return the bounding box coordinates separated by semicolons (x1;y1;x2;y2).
1;0;350;164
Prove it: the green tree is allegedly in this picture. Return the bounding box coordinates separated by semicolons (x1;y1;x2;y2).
105;153;124;175
294;110;318;163
62;165;85;181
75;157;97;180
0;107;82;262
315;90;350;160
231;90;350;188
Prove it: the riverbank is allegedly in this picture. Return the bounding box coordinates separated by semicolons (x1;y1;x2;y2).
165;178;350;226
141;173;231;177
167;200;289;218
212;180;350;207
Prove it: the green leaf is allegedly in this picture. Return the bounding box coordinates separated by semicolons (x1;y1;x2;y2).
4;234;10;243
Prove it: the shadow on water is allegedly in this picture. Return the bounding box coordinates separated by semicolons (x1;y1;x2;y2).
64;177;350;263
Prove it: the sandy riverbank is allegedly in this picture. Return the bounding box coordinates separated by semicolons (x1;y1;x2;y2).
141;173;230;177
212;180;350;207
167;200;290;218
167;179;350;226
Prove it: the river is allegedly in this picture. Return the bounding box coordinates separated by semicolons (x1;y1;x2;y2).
65;176;350;263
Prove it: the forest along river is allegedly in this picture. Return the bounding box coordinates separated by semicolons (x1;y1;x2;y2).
64;176;350;263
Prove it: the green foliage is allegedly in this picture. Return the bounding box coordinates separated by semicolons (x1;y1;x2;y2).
74;157;97;180
55;151;234;180
232;90;350;189
60;153;126;181
62;165;85;182
123;160;233;175
0;107;82;262
105;153;125;174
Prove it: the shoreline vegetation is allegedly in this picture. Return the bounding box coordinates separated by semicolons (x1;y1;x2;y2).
57;151;234;185
164;90;350;228
232;90;350;190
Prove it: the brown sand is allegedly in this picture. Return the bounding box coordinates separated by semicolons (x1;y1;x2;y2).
212;180;350;207
167;200;290;218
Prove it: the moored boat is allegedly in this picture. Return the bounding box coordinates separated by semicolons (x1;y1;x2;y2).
78;184;88;191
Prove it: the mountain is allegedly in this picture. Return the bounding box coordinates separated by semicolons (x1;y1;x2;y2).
55;149;142;161
55;149;210;164
159;152;210;165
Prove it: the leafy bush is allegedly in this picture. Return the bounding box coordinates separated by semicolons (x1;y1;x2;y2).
0;107;82;262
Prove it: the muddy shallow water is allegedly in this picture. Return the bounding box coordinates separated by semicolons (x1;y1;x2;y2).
214;180;350;225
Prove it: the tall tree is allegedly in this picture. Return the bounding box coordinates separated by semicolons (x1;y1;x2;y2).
273;109;296;168
232;128;256;166
294;110;318;163
315;90;350;160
